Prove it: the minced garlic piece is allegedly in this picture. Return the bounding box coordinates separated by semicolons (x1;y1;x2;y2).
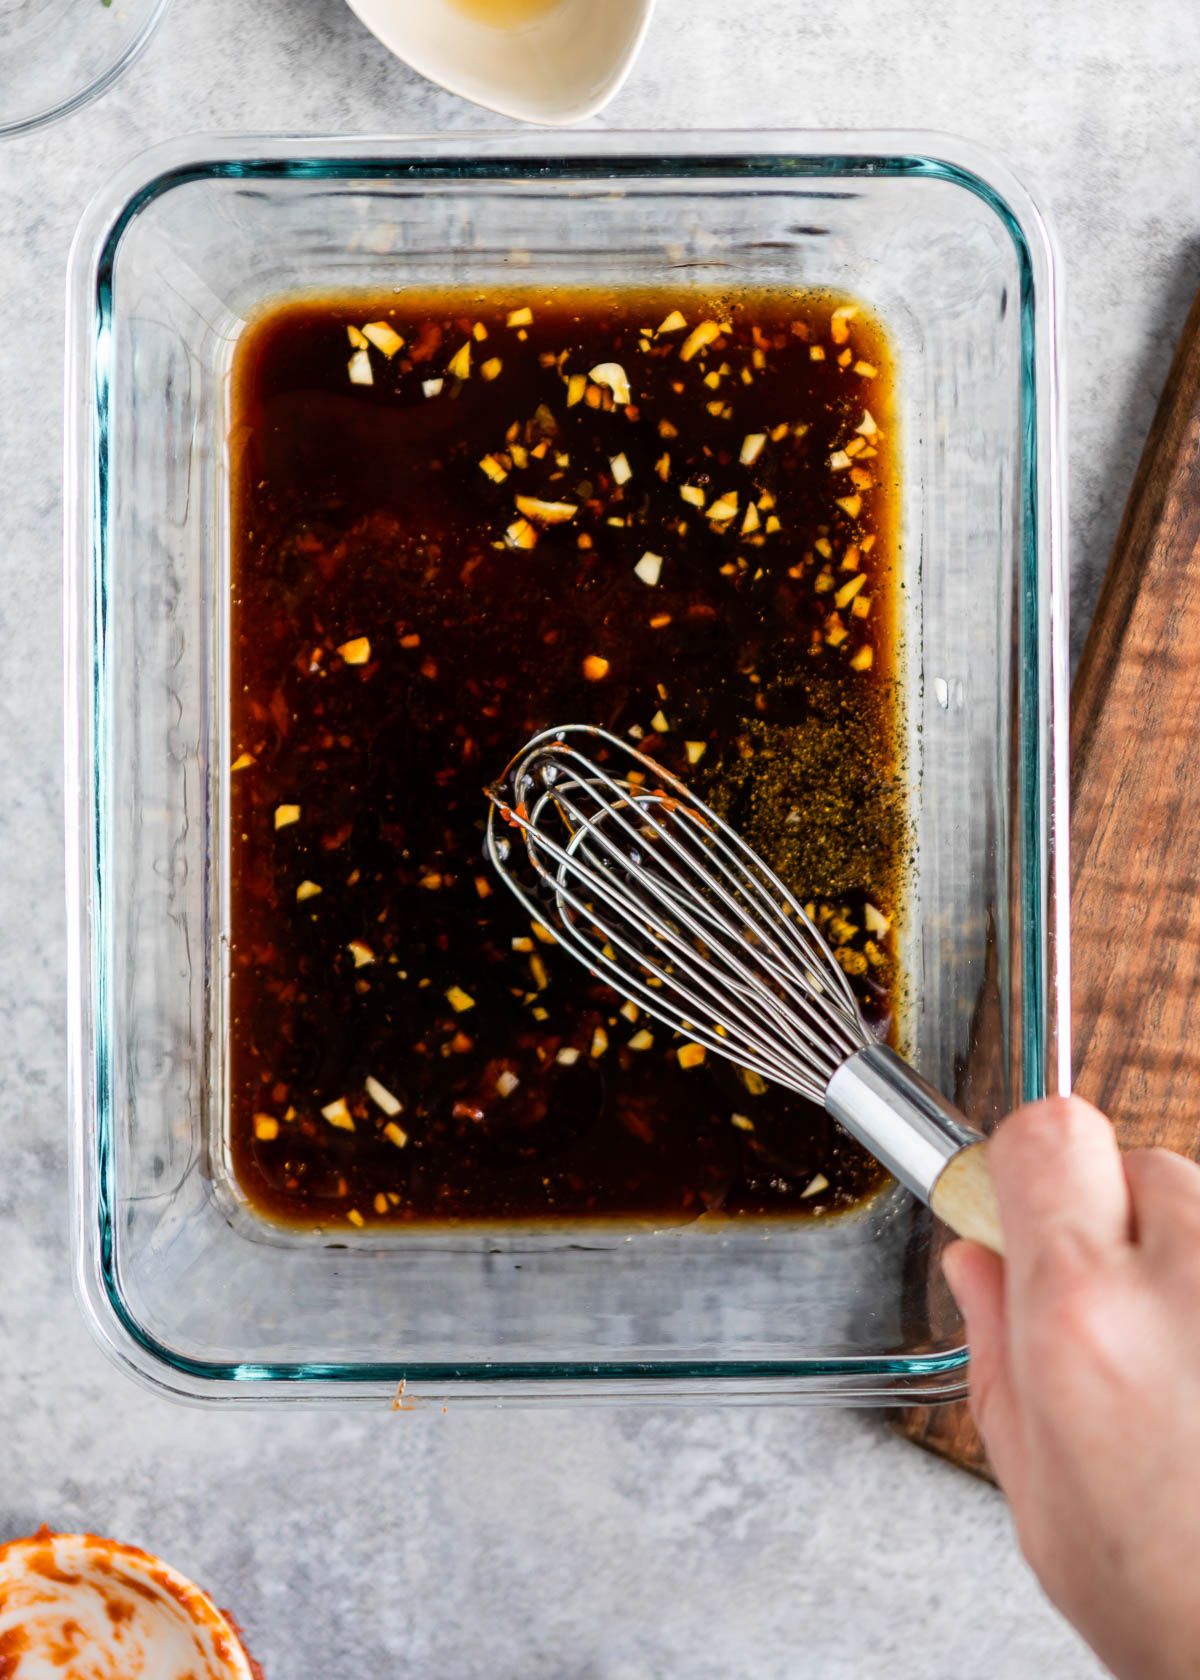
505;517;538;549
481;356;503;381
347;1209;365;1228
349;939;375;966
634;552;662;586
422;377;443;398
830;306;857;344
741;502;760;535
677;1043;706;1069
835;573;866;610
322;1097;355;1131
650;709;669;733
854;360;878;378
850;645;874;671
514;495;578;524
684;740;707;765
446;341;472;380
274;804;300;829
346;324;368;349
590;1027;608;1058
836;495;863;519
680;484;706;508
445;985;475;1012
566;372;587;406
296;880;322;902
864;902;890;936
589;362;631;405
383;1120;409;1147
582;654;610;681
679;320;721;361
802;1172;830;1198
480;454;508;483
496;1070;520;1097
362;320;404;356
506;306;534;327
707;491;738;523
338;635;371;664
739;432;766;466
347;349;373;385
231;752;255;772
657;309;687;334
731;1113;755;1132
619;1000;639;1023
855;409;878;436
628;1029;655;1051
556;1046;580;1066
610;452;632;485
365;1075;403;1116
253;1114;279;1141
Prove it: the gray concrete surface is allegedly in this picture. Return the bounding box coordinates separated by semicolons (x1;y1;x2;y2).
4;1;1199;1673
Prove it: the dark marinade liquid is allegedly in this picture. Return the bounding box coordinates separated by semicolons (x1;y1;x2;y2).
229;288;905;1229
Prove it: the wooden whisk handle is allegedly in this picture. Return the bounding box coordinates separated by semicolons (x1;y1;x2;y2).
930;1143;1004;1255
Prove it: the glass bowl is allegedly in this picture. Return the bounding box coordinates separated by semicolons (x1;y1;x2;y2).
65;130;1069;1406
0;0;171;138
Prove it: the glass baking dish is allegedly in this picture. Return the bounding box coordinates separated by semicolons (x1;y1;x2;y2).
64;131;1069;1406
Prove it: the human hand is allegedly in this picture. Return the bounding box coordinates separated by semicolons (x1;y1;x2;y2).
943;1096;1200;1680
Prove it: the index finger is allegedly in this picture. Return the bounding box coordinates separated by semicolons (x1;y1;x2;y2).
988;1095;1133;1297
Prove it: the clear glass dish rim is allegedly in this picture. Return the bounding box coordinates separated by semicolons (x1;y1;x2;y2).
0;0;172;140
64;127;1070;1405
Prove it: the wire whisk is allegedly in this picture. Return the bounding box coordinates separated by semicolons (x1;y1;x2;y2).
485;724;1004;1253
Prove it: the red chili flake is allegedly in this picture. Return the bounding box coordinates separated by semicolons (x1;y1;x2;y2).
409;321;443;363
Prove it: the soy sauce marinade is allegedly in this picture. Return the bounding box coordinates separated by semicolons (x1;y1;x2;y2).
228;289;905;1229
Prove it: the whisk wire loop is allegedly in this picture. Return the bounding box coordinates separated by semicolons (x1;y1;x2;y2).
485;725;869;1100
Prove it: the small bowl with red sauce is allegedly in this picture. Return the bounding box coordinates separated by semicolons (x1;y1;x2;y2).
65;130;1067;1406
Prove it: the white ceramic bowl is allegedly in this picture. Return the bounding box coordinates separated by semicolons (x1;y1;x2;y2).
0;1531;259;1678
342;0;656;124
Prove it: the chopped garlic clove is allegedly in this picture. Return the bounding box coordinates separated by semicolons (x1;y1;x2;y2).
366;1075;403;1116
362;321;404;357
514;495;578;524
589;362;631;405
322;1097;355;1131
446;341;472;380
679;320;721;361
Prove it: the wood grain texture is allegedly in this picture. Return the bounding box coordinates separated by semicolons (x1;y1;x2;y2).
892;287;1200;1479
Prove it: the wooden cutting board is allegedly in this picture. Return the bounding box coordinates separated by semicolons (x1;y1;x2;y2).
893;285;1200;1479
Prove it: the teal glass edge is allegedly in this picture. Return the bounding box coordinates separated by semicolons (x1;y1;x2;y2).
86;148;1047;1390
